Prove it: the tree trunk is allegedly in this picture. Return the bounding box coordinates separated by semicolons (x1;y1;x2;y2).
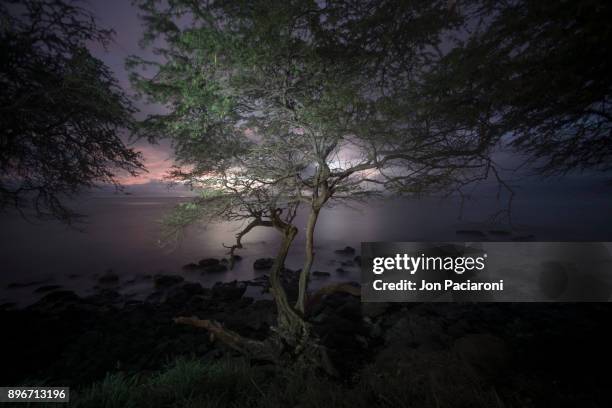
296;207;320;313
269;225;310;348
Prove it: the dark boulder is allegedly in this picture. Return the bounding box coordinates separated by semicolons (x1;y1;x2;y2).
34;285;62;293
334;246;356;255
153;274;184;289
182;263;201;271
212;281;247;301
29;290;82;312
202;264;228;274
181;282;205;295
456;230;486;238
254;258;274;270
198;258;220;268
312;271;331;278
98;270;119;284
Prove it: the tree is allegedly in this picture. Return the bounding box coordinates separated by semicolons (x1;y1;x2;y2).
413;0;612;175
129;0;497;370
0;0;144;222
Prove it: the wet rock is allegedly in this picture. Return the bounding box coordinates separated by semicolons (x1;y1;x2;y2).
29;290;82;312
86;289;123;306
44;290;80;301
312;271;331;277
198;258;220;268
202;264;228;274
146;291;164;303
334;246;356;255
165;282;205;306
98;270;119;284
181;282;205;295
34;285;62;293
488;230;511;236
153;274;184;289
7;280;48;289
254;258;274;270
456;230;486;237
212;281;247;301
182;263;201;271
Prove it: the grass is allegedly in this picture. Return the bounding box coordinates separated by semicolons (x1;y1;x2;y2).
19;352;510;408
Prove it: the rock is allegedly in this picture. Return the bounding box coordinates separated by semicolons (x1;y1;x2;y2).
33;285;62;293
334;246;356;255
7;280;47;289
488;230;511;236
182;263;201;271
202;264;228;274
453;334;510;379
312;271;331;277
198;258;220;268
212;281;247;301
153;274;184;288
456;230;486;237
165;282;204;306
254;258;274;270
181;282;204;295
146;291;164;303
42;290;80;302
98;270;119;284
29;290;82;312
86;289;123;306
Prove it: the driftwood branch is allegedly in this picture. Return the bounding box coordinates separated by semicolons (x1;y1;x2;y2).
174;316;279;361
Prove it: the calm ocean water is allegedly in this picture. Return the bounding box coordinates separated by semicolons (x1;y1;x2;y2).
1;178;611;306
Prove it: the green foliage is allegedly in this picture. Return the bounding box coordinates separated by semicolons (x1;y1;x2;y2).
0;0;144;222
415;0;612;174
63;356;515;408
130;0;486;240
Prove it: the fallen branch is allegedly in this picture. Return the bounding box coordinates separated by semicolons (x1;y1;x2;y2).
174;316;279;361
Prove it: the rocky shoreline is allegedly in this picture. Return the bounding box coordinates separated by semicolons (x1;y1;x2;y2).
1;251;612;406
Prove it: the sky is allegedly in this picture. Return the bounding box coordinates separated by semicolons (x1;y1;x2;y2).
87;0;174;186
